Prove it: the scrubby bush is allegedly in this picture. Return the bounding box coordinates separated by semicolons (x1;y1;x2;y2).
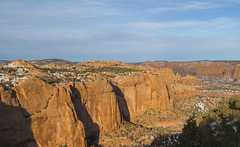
178;95;240;147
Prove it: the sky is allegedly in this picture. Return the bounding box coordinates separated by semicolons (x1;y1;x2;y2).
0;0;240;62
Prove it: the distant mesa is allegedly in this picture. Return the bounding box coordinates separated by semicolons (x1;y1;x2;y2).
29;59;75;66
0;60;11;66
139;60;240;82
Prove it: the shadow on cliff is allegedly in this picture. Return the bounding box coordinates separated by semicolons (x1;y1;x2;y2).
70;85;101;146
0;100;38;147
109;82;130;122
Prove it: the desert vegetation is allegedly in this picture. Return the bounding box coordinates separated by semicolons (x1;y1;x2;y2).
178;95;240;146
0;60;147;88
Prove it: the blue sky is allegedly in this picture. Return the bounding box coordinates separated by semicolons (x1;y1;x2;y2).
0;0;240;62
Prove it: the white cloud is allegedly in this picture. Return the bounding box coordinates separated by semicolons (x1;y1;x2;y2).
148;1;222;12
81;0;107;6
116;17;240;37
0;0;118;25
127;21;205;29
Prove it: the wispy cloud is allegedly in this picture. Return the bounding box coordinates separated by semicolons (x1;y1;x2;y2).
1;30;240;62
81;0;107;6
0;0;118;25
148;1;221;12
118;17;240;36
127;21;204;29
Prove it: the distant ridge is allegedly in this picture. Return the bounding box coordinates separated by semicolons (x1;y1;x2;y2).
29;59;77;66
137;60;240;63
2;59;240;67
0;60;11;65
130;60;240;66
0;59;79;66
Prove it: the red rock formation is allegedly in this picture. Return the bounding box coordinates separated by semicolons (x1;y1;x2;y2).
232;65;240;81
13;77;54;114
71;79;121;136
143;61;240;81
0;77;123;146
116;74;174;119
0;77;87;147
196;62;228;76
0;72;181;145
176;74;200;84
171;83;196;98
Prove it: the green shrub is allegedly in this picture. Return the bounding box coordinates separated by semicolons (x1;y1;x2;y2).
178;95;240;146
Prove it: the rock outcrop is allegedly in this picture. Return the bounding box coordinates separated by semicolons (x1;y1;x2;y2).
5;60;47;77
171;84;196;98
0;77;86;147
71;79;121;138
176;74;200;84
114;74;174;119
0;72;181;146
0;77;123;146
142;61;240;81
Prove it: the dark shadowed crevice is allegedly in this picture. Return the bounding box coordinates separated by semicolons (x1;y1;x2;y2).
109;82;130;122
0;101;38;147
69;85;101;146
165;85;171;102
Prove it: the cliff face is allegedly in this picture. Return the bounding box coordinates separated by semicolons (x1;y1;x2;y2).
71;79;121;136
143;61;240;81
0;77;86;147
115;74;174;119
0;77;123;146
171;84;196;98
0;73;179;146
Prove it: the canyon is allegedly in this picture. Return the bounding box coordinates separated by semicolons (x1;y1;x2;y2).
140;60;240;82
1;59;239;146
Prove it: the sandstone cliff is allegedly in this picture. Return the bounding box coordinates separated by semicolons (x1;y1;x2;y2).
176;74;200;84
114;74;174;119
0;77;86;147
143;61;240;81
171;84;196;98
0;77;123;146
0;72;181;146
70;79;121;137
